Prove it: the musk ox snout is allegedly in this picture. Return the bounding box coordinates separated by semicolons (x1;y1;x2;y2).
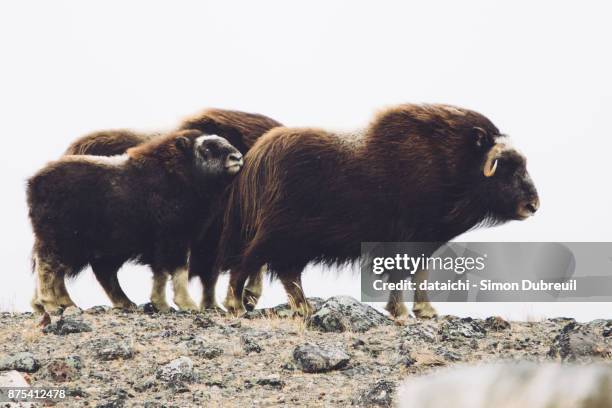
516;174;539;219
225;152;244;175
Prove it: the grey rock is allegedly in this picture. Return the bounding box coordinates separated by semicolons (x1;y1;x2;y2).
484;316;511;331
87;305;111;314
255;374;285;389
156;357;195;384
241;334;262;354
43;316;92;335
439;317;486;341
402;323;438;343
90;338;134;361
62;306;83;317
308;296;392;333
134;376;157;392
258;297;325;319
184;337;223;359
548;322;611;361
193;315;216;329
437;348;462;362
396;362;612;408
96;388;129;408
0;352;40;373
43;355;82;382
293;343;350;373
353;380;395;407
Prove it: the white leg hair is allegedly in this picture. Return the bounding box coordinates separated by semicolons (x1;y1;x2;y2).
53;274;76;308
171;268;198;311
33;254;64;313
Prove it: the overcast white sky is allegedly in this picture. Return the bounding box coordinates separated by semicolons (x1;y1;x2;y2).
1;1;610;320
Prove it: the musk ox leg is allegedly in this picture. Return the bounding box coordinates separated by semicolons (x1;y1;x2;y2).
91;263;136;310
52;275;76;309
199;270;224;312
223;273;248;316
170;268;199;312
150;272;171;312
32;253;69;314
243;266;266;311
412;268;437;319
385;289;409;320
279;273;312;317
188;243;223;312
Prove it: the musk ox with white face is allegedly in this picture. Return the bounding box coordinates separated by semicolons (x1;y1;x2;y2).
27;130;243;314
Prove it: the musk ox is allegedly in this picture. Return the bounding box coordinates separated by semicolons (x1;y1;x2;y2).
61;109;283;311
28;130;243;313
216;104;540;318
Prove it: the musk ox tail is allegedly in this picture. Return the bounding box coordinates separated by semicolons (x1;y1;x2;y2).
64;130;153;156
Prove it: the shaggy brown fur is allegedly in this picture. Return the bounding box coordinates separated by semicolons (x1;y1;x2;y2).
61;109;282;311
28;130;244;313
65;108;282;157
216;104;540;317
65;130;156;156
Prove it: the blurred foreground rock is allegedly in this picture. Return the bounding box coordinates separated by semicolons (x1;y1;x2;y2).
396;362;612;408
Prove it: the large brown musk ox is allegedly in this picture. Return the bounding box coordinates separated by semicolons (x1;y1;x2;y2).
217;104;540;318
28;130;243;313
62;109;282;311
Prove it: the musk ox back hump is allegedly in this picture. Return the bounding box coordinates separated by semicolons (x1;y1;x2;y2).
64;130;153;156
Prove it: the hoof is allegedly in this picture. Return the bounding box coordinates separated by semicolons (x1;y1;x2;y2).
385;302;409;320
413;303;438;319
243;289;261;312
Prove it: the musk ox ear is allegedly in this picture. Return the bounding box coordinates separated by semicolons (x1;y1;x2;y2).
473;127;489;148
174;136;192;153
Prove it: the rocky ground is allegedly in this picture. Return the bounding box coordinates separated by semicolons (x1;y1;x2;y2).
0;296;610;407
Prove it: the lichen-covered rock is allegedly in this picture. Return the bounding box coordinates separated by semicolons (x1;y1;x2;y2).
184;337;223;359
241;334;262;354
402;323;438;342
89;338;134;361
548;321;611;361
250;297;326;319
0;352;40;373
293;343;350;373
193;315;216;329
484;316;511;331
353;380;395;407
308;296;392;333
43;355;82;381
439;316;486;341
255;374;285;390
43;316;92;335
156;357;195;384
87;305;111;315
396;362;612;408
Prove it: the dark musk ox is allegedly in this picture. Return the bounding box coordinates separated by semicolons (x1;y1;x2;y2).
216;104;540;318
61;109;283;311
27;130;243;313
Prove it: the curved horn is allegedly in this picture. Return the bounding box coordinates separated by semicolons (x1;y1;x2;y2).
483;144;503;177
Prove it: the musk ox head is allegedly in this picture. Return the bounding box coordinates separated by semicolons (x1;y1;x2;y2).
475;129;539;221
176;134;244;179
